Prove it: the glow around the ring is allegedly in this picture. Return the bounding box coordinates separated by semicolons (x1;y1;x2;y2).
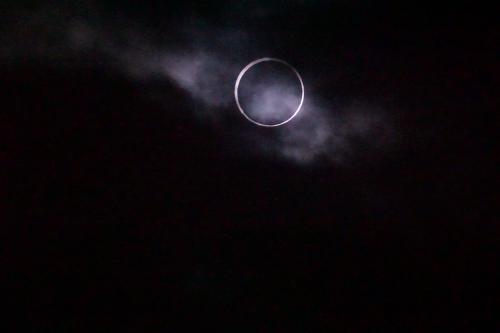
234;57;305;127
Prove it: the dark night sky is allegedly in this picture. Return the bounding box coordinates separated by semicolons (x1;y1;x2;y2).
2;0;499;331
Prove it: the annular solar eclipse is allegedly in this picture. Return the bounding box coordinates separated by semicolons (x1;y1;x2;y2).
234;58;305;127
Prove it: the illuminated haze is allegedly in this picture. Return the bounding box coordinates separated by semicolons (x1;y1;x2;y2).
1;2;396;165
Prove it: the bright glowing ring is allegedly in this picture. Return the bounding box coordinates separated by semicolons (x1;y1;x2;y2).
234;57;305;127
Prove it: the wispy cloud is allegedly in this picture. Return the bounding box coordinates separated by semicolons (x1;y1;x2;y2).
1;1;396;166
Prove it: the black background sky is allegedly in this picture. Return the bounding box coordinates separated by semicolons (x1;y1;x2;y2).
3;0;499;331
